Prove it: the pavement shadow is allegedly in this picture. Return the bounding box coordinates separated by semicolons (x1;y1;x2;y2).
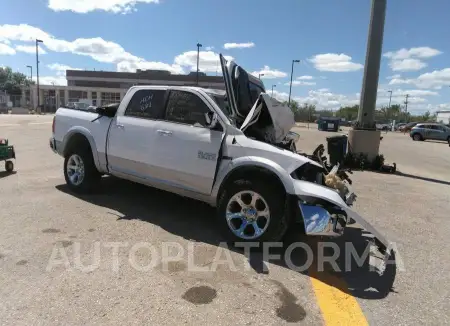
55;177;397;300
423;140;448;144
0;171;17;179
396;171;450;186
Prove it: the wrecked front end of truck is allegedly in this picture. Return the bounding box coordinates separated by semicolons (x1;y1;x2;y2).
218;53;390;254
290;152;389;254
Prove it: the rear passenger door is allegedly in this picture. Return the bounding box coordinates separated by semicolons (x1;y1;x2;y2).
107;88;167;179
151;89;225;195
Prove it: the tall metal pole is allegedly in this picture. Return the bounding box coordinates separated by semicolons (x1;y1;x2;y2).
388;90;392;108
36;39;43;111
356;0;387;129
196;43;202;86
404;94;409;121
258;73;264;79
271;85;276;97
288;59;300;105
26;65;32;81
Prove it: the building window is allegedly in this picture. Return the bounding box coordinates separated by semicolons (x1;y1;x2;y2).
101;92;121;105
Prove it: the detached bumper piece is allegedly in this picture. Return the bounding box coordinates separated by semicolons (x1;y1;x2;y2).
299;203;346;236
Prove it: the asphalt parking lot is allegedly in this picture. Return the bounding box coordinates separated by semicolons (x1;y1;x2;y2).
1;115;449;325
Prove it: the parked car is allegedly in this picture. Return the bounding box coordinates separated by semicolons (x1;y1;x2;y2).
401;122;419;133
410;123;450;144
375;121;391;131
49;54;389;253
395;123;406;131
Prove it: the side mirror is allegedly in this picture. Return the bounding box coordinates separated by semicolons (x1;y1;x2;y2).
204;111;219;129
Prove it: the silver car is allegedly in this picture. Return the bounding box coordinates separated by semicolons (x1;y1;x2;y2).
410;123;450;145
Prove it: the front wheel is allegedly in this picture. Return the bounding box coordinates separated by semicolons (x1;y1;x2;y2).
217;179;289;244
64;148;100;193
412;133;423;141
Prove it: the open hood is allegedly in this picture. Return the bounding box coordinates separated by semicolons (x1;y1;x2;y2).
220;54;295;143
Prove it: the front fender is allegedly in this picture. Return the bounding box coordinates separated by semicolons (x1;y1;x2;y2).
293;179;389;251
62;126;101;171
211;156;296;201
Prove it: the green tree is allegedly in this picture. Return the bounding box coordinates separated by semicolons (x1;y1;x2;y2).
0;67;33;95
335;105;359;121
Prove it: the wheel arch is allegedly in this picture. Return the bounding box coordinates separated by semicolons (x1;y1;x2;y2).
62;127;100;170
212;157;296;206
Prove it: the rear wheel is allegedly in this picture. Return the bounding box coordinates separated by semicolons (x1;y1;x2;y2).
412;133;423;141
217;178;289;244
64;147;100;193
447;136;450;146
5;161;14;172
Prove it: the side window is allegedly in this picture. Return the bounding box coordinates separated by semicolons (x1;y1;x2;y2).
124;89;166;119
165;90;210;127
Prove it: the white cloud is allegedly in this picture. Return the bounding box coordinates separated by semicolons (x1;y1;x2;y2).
386;74;401;80
285;80;316;86
433;103;450;111
251;65;287;79
15;45;47;54
0;24;138;63
295;89;360;109
0;43;15;55
297;75;314;80
389;68;450;89
174;51;233;73
383;47;442;72
223;42;255;49
47;63;82;76
48;0;159;14
309;53;363;72
0;24;208;75
205;46;214;51
384;47;442;60
32;75;67;86
270;90;290;102
389;58;427;72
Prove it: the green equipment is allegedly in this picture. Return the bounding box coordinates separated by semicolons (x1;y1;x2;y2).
0;138;15;172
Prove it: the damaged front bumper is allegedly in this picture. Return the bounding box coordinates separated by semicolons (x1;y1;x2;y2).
292;179;390;253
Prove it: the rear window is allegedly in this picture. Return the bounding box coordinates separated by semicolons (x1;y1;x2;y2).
124;89;167;119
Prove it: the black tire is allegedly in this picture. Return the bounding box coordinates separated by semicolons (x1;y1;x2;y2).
63;147;100;193
5;161;13;172
447;136;450;146
217;178;289;244
412;133;423;141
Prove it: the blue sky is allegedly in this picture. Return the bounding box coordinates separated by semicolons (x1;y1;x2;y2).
1;0;450;113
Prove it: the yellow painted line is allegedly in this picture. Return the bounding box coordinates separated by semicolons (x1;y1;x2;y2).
309;271;369;326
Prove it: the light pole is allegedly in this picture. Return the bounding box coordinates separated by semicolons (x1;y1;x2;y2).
196;43;202;86
36;39;43;111
271;84;276;97
288;59;300;105
258;73;264;79
388;90;392;108
26;65;33;81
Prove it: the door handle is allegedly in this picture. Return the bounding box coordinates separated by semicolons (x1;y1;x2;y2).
116;124;125;129
157;130;173;136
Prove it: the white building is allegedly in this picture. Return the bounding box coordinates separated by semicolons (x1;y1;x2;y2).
436;110;450;124
22;69;225;113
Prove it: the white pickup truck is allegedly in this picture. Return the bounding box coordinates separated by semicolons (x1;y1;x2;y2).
50;54;389;250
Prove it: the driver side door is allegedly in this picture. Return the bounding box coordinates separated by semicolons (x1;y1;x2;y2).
151;89;225;195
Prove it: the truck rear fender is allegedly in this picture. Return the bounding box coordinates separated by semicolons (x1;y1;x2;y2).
62;126;103;172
